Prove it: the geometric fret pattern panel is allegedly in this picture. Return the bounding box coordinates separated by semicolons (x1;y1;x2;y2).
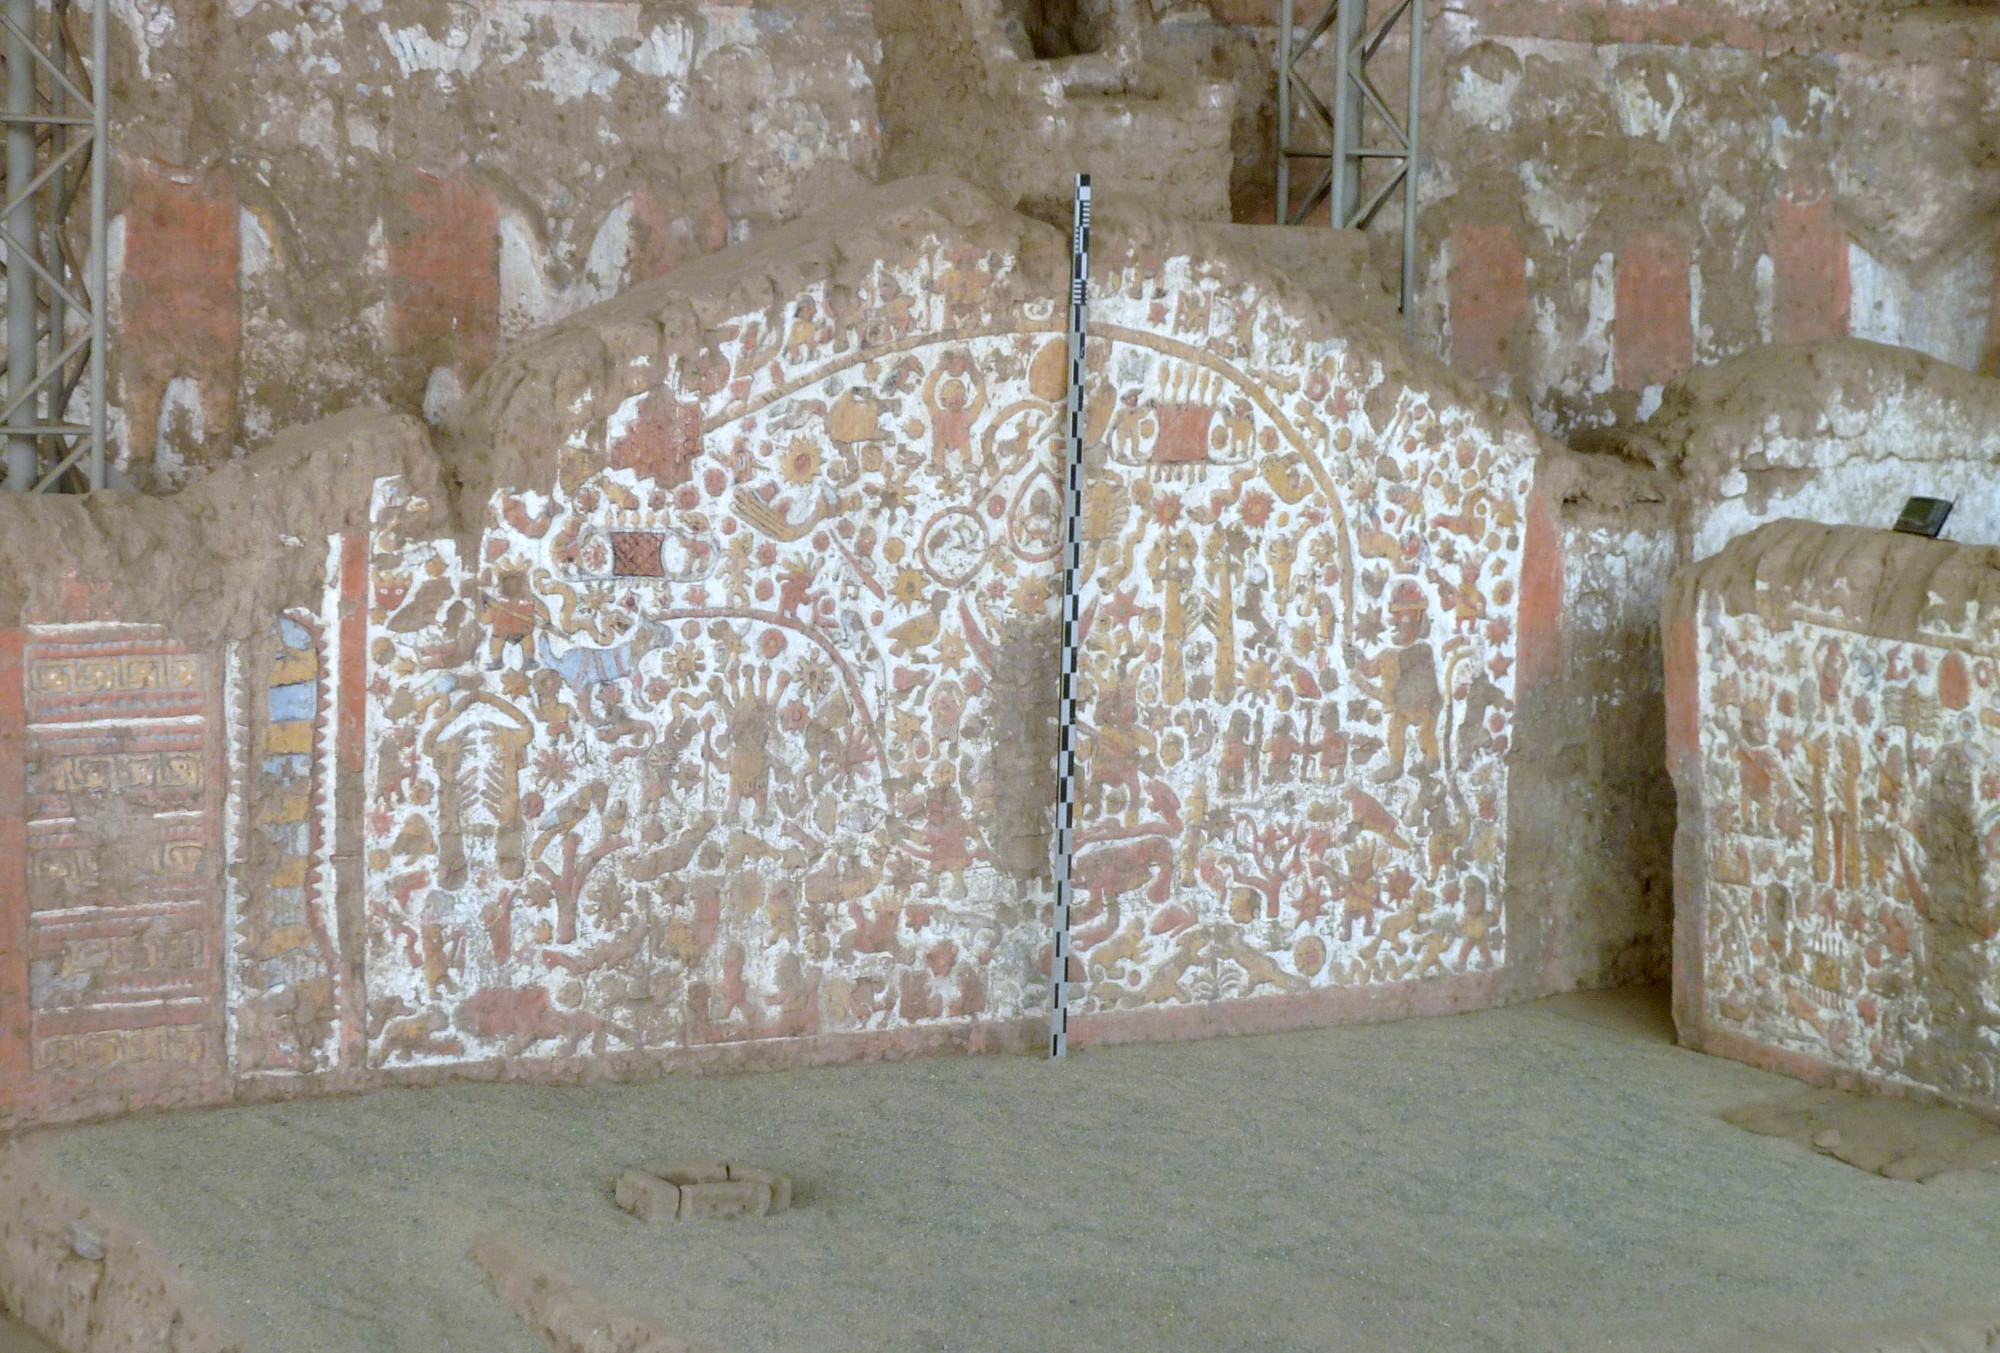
15;626;223;1095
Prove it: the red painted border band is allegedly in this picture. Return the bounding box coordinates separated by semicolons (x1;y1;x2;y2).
0;629;27;1087
338;532;367;774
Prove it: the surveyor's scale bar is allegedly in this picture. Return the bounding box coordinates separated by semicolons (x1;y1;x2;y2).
1050;174;1091;1060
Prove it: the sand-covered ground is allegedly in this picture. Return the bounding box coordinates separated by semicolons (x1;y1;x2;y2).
19;987;2000;1353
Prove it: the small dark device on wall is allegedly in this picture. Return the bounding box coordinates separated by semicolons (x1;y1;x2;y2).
1893;497;1953;539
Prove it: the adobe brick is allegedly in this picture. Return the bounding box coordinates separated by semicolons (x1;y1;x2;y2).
678;1179;772;1219
726;1164;792;1213
614;1169;681;1222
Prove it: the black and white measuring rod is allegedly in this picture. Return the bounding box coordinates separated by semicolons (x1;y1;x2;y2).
1050;173;1091;1060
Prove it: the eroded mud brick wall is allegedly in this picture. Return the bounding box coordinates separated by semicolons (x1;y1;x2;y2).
2;179;1594;1126
98;0;2000;486
875;0;1248;224
1422;3;2000;438
1666;522;2000;1114
1514;342;2000;991
1214;1;2000;437
106;0;881;486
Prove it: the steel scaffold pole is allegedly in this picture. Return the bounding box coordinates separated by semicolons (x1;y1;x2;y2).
1;0;107;493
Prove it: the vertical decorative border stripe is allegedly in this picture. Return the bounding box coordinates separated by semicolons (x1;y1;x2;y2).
199;629;230;1092
0;629;28;1084
336;531;369;1068
308;560;342;1062
221;639;246;1076
338;532;367;774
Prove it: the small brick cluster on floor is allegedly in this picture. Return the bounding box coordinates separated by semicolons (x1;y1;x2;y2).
615;1159;792;1222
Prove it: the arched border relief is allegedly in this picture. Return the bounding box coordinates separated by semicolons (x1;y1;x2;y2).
660;321;1365;654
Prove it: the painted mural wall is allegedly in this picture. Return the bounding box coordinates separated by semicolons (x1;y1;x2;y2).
1668;521;2000;1114
0;180;1557;1127
334;232;1532;1072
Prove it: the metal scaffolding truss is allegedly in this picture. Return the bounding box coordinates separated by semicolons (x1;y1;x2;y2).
0;0;107;493
1276;0;1424;334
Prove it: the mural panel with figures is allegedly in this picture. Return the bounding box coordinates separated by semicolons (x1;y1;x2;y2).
0;196;1563;1126
327;238;1535;1070
1689;596;2000;1109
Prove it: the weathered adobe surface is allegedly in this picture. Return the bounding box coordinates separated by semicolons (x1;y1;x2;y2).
1201;0;2000;437
0;411;440;644
873;0;1241;223
870;1;2000;439
1599;339;2000;551
0;174;1624;1133
102;0;881;486
0;1142;239;1353
83;0;2000;489
1505;442;1681;992
1525;339;2000;994
99;0;1291;492
1666;519;2000;1115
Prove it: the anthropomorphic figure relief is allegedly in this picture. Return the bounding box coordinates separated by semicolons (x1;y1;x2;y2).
922;349;988;477
485;568;542;670
1677;534;2000;1111
1347;581;1443;784
703;664;788;826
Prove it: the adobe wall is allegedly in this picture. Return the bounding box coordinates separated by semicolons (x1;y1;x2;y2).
0;412;441;1124
0;176;1586;1130
97;0;1279;491
1515;339;2000;993
1417;2;2000;438
875;0;1241;224
99;0;883;487
1208;1;2000;438
86;0;2000;488
1666;520;2000;1114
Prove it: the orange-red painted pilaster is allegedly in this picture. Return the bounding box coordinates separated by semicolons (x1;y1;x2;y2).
1769;186;1851;345
121;166;241;466
1614;230;1692;392
388;170;500;386
1448;222;1528;385
1517;485;1564;690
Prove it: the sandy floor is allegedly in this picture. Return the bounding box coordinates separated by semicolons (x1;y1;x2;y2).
0;1316;53;1353
22;987;2000;1353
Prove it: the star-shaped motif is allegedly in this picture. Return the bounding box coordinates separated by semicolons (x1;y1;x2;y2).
1103;586;1144;631
934;630;969;671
